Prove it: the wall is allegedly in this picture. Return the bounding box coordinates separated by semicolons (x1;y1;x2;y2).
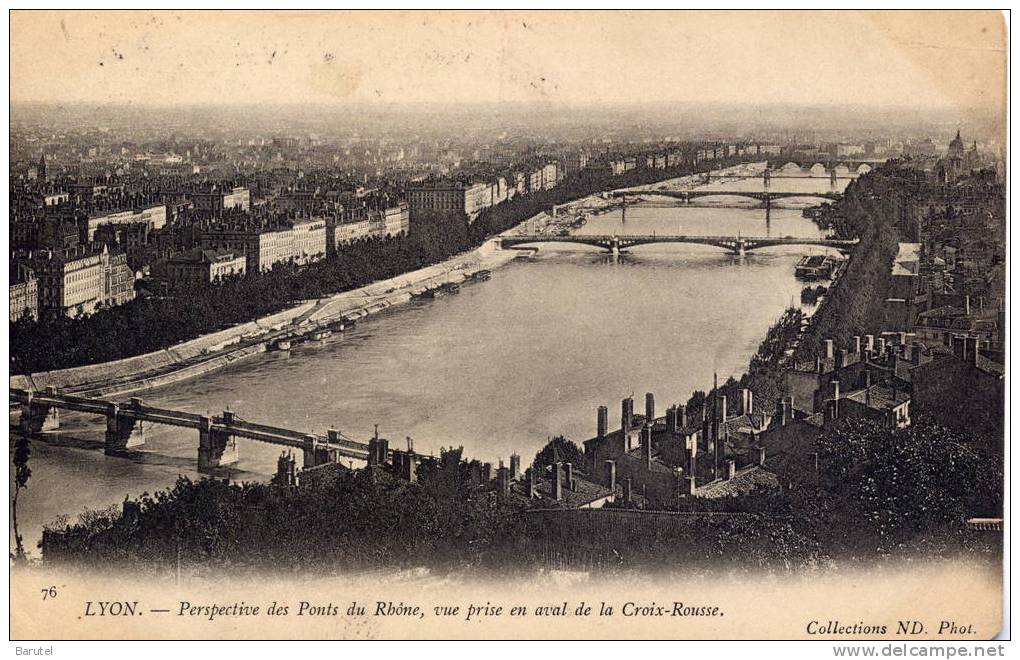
13;301;315;394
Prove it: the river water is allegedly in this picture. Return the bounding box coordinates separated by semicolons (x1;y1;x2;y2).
12;171;847;554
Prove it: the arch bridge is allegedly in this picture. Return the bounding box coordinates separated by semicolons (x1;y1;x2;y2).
500;234;858;256
610;189;842;204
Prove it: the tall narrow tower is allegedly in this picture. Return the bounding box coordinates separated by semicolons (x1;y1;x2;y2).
38;153;46;181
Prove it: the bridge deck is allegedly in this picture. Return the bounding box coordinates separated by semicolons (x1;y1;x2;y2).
10;388;372;458
11;391;109;416
501;234;856;249
613;189;842;201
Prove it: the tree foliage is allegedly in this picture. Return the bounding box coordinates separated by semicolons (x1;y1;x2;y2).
531;435;586;473
10;435;32;562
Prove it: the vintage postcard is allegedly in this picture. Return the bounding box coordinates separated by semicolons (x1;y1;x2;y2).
8;9;1007;643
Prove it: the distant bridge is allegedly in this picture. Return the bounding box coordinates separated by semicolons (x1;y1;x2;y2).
708;174;858;181
610;189;842;204
500;234;858;256
10;387;378;473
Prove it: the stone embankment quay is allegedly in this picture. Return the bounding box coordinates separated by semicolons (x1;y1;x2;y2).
10;242;517;398
8;162;762;399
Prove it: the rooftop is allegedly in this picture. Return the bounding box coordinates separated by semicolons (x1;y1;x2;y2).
844;383;911;411
514;467;615;508
695;466;779;499
167;248;242;265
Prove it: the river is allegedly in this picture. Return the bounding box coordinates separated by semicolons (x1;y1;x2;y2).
12;169;848;554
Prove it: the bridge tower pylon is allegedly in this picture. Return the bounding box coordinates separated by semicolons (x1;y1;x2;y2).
18;390;60;434
763;168;771;190
199;412;240;473
830;168;837;187
104;400;146;455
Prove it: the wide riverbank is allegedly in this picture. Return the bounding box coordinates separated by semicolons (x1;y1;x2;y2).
8;227;532;398
10;162;765;399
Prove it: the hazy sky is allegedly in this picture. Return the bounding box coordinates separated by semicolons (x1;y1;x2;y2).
10;10;1006;118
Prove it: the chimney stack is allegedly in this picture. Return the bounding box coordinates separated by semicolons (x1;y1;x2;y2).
726;459;736;480
564;462;574;492
596;405;608;440
864;334;875;355
713;431;725;480
526;467;536;498
877;337;887;356
836;348;848;369
400;451;418;482
641;424;653;469
645;392;655;422
755;445;766;467
952;334;966;360
509;453;521;480
701;406;711;451
824;339;835;360
552;462;563;500
825;398;839;423
497;466;510;496
621;396;634;433
815;356;825;374
604;460;616;492
739;388;753;416
851;335;861;354
715;392;728;422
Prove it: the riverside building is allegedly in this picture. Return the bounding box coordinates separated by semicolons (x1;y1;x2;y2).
24;244;135;318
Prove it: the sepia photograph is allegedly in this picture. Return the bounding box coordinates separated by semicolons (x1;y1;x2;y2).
7;8;1009;646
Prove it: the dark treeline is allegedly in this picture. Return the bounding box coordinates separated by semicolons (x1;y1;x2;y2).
12;234;450;374
39;416;1000;577
795;163;919;361
11;158;732;375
